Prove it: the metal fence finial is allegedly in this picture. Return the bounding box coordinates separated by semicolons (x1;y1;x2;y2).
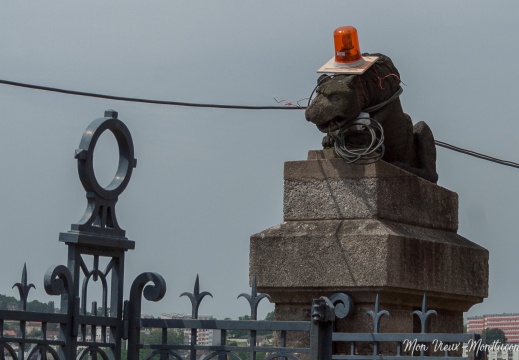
12;263;35;311
412;293;437;333
238;275;271;320
68;110;137;240
367;294;389;334
180;274;213;319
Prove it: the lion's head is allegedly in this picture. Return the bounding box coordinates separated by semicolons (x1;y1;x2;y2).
305;53;401;133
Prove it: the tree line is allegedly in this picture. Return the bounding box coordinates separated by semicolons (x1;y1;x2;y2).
0;294;55;313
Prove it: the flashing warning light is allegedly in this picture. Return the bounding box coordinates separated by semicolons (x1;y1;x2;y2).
333;26;365;68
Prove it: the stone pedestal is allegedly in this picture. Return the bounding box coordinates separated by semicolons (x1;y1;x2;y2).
249;150;488;347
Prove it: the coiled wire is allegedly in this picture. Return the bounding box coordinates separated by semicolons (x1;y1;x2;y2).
332;115;385;164
308;75;400;164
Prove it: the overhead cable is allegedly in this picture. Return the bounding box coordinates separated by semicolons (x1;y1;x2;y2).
0;79;302;110
434;141;519;169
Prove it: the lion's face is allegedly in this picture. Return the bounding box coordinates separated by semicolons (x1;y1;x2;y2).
305;75;362;133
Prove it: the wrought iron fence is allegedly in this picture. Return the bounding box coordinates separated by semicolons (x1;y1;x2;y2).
0;111;483;360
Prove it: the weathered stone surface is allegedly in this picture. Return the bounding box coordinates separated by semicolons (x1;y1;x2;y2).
283;152;458;231
249;152;489;346
250;219;488;310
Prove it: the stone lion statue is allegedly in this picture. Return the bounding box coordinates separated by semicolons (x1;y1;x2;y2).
305;53;438;183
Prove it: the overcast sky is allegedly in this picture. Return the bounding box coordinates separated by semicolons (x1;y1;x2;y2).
1;1;518;321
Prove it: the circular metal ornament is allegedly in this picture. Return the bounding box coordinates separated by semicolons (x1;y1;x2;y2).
75;111;136;200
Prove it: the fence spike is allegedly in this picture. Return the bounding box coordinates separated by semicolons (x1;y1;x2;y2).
412;293;437;333
237;275;271;320
366;294;389;334
12;263;35;311
180;274;213;319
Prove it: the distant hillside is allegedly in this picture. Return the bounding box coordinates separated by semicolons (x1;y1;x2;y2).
0;294;55;313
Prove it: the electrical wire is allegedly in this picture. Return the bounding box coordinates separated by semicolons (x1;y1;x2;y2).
1;78;519;170
0;79;304;110
434;140;519;169
333;115;385;163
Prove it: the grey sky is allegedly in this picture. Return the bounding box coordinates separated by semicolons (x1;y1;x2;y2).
0;1;518;320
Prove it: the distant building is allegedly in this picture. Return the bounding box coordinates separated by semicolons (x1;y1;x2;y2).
463;344;519;360
3;330;16;337
160;313;220;346
467;314;519;343
487;347;519;360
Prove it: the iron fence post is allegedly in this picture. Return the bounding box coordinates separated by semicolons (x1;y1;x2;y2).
309;297;335;360
58;111;137;359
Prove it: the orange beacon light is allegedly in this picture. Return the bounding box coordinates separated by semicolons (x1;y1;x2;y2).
333;26;365;68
